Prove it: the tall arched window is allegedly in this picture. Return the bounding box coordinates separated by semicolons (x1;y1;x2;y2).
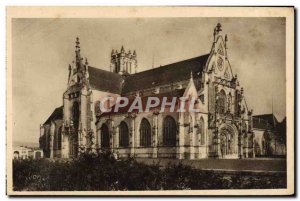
72;101;80;131
101;124;110;148
218;90;227;114
163;116;177;146
263;131;271;156
199;117;205;145
140;118;152;147
57;126;62;150
119;121;129;148
227;93;232;113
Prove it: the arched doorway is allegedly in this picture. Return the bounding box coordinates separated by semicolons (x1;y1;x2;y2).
100;124;110;148
219;124;238;158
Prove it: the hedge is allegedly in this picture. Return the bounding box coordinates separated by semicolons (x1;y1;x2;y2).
13;151;286;191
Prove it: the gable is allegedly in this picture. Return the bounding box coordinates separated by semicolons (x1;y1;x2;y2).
206;36;233;80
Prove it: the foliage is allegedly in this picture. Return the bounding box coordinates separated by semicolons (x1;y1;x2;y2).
13;152;287;191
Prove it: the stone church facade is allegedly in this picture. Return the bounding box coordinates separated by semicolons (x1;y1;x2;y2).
40;23;256;159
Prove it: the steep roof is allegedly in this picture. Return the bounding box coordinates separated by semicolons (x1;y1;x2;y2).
44;106;63;125
100;89;186;117
88;66;123;94
253;114;278;130
121;54;210;94
86;54;209;95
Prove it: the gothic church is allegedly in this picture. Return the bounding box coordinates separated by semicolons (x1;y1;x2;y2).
40;23;256;159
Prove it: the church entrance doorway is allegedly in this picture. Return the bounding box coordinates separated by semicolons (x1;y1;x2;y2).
219;124;238;159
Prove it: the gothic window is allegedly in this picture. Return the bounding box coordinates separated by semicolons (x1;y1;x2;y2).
217;90;227;114
116;62;120;73
199;117;205;145
263;131;271;156
101;124;110;148
163;116;177;146
227;93;232;113
119;121;129;148
140;118;152;147
72;102;80;131
57;126;62;150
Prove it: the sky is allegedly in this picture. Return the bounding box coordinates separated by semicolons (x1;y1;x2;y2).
12;18;286;145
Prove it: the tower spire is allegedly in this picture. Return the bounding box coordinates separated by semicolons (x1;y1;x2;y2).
75;37;80;52
75;37;82;62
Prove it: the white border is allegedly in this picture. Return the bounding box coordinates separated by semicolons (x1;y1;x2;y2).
1;2;297;199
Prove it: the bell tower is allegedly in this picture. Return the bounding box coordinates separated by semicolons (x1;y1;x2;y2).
110;46;137;75
62;37;94;158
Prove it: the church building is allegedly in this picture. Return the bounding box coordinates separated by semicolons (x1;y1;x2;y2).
39;23;255;159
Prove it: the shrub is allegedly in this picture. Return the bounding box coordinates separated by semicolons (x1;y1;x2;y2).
12;153;287;191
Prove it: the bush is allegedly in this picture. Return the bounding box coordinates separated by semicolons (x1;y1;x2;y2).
12;152;287;191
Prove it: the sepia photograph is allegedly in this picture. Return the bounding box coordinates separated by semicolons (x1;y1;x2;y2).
6;7;294;196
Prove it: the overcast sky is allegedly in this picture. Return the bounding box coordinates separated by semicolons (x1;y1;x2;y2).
12;18;286;145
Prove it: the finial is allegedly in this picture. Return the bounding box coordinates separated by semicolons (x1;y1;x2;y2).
85;57;88;65
75;37;80;50
111;49;115;56
225;34;228;42
241;87;244;94
190;71;193;79
68;64;71;70
121;46;125;53
133;50;136;56
216;23;222;32
128;50;131;54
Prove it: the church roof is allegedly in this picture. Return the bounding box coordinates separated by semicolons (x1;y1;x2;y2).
121;54;210;94
43;106;63;125
88;66;123;94
87;54;209;95
253;114;278;130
